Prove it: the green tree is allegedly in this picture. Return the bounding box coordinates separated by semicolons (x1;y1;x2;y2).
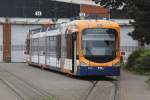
92;0;150;45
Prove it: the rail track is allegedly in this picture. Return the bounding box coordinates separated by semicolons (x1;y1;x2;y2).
0;67;55;100
82;81;98;100
110;78;119;100
82;77;119;100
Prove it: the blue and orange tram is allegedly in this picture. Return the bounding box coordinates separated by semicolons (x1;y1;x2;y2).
25;20;120;76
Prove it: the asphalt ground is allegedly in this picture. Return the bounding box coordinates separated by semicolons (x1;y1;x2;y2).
0;63;117;100
119;71;150;100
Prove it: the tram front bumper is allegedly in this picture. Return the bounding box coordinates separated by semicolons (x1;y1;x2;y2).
77;66;120;76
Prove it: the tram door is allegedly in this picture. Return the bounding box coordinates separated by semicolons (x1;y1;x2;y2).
72;32;77;73
56;35;61;68
66;32;77;73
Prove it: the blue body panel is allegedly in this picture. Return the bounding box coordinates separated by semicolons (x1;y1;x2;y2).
77;66;120;76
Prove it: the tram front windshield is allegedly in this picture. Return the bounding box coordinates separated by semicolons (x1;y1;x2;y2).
82;28;117;63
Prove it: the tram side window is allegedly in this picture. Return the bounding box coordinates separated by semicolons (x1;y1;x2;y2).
34;39;38;55
39;37;46;56
32;39;34;55
61;34;67;58
31;38;38;55
56;35;61;58
46;37;50;56
47;36;57;57
31;39;35;55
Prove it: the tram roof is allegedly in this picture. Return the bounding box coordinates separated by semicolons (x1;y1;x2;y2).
30;19;119;35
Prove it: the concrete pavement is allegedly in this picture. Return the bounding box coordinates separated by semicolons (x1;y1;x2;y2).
0;63;116;100
119;71;150;100
1;63;149;100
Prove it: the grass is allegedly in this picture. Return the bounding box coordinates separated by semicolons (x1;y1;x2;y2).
42;96;55;100
145;77;150;87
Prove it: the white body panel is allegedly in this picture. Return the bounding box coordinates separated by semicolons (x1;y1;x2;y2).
64;59;72;70
46;57;60;68
31;55;72;70
39;55;45;65
31;55;39;64
0;25;3;62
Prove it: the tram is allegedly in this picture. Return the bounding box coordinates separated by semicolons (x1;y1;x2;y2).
25;19;120;76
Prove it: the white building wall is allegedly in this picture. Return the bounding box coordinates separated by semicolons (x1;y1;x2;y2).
120;26;138;47
120;25;138;60
113;19;139;49
11;25;41;62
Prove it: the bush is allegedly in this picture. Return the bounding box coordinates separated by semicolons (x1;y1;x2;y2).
145;77;150;86
120;56;124;64
125;48;150;74
134;54;150;74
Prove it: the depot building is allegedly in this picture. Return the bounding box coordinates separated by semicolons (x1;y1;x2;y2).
0;0;138;62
